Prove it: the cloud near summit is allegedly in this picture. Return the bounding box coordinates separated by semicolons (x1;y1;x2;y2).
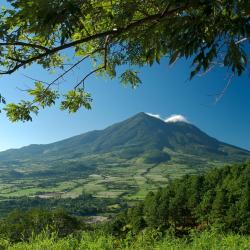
165;114;189;123
146;113;189;123
146;113;161;119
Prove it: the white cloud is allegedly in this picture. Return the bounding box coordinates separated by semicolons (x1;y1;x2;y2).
146;113;190;123
165;114;189;123
146;113;161;119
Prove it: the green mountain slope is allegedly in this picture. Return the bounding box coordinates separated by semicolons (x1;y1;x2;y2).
0;112;248;162
0;112;249;200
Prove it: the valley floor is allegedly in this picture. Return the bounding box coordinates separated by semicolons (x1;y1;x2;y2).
0;149;224;201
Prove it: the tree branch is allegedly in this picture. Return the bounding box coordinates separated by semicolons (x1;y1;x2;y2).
46;47;104;90
74;35;110;89
74;66;105;89
0;3;192;75
0;41;51;52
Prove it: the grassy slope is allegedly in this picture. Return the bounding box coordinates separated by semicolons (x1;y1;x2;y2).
1;231;249;250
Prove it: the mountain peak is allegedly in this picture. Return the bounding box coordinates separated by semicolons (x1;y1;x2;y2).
0;112;249;164
131;112;156;119
165;114;189;123
135;112;190;124
132;112;149;118
124;112;164;125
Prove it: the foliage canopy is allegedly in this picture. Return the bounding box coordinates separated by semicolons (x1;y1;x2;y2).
111;162;250;236
0;0;250;121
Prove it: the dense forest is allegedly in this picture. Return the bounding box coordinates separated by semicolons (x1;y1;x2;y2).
0;162;249;249
113;161;250;236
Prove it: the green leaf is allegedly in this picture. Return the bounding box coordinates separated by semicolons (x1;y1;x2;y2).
119;70;142;89
169;51;179;65
28;82;59;108
4;101;39;122
60;89;92;113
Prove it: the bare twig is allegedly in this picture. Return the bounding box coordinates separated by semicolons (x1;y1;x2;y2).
235;37;249;44
214;73;234;103
45;47;104;90
21;74;49;85
74;35;110;89
74;66;105;89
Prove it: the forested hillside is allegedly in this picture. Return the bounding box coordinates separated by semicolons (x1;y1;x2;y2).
113;161;250;235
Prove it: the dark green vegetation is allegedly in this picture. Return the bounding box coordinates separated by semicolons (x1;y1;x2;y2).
0;229;250;250
0;1;249;120
0;162;250;249
0;193;126;218
0;209;81;242
0;230;250;250
0;113;249;202
112;161;250;235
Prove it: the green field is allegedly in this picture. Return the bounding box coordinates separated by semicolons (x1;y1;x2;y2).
0;149;226;202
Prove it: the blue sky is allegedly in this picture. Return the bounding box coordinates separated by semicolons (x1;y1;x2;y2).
1;55;250;152
0;1;249;152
